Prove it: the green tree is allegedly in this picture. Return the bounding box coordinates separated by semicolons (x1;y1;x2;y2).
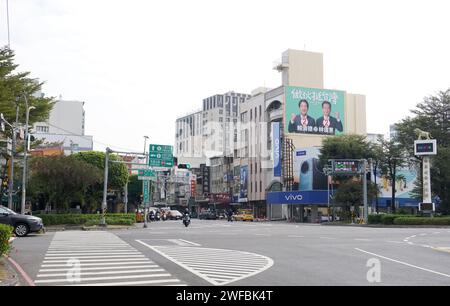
375;138;408;213
73;151;129;190
0;47;55;133
28;156;103;211
319;135;377;220
333;180;379;220
395;89;450;213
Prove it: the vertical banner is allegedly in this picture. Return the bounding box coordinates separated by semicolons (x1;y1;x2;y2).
239;165;248;202
272;122;282;177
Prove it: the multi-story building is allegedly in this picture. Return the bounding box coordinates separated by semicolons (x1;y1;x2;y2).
32;99;93;155
235;49;367;222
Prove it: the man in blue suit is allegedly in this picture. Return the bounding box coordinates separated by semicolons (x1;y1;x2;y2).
316;101;343;135
288;99;316;133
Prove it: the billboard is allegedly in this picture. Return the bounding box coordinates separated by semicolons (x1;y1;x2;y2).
272;122;282;177
293;147;328;191
285;86;346;135
376;168;418;199
239;165;248;202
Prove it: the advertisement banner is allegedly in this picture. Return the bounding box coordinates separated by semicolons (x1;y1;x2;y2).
239;165;248;202
293;147;327;191
285;86;346;135
272;122;282;177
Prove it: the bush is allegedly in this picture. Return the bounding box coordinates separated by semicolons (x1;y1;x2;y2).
34;214;136;226
394;217;450;225
368;214;383;224
0;224;13;256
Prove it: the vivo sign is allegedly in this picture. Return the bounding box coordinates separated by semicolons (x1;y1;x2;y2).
272;122;282;177
285;194;303;201
267;191;328;205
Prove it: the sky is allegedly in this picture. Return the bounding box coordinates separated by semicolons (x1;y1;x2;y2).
1;0;449;152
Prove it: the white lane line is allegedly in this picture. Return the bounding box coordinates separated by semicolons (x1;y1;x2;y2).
43;257;147;263
319;237;336;240
37;269;165;278
39;265;159;272
288;235;305;238
174;260;265;269
67;279;181;286
34;273;172;284
354;239;372;241
178;239;201;246
44;255;145;260
355;248;450;278
387;241;405;244
42;261;152;267
45;252;141;256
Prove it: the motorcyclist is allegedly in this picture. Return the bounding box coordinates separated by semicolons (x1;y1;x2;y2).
183;208;191;227
227;209;233;222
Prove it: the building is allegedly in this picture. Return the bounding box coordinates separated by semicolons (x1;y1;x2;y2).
174;91;251;166
389;124;398;140
237;49;367;222
32;99;93;155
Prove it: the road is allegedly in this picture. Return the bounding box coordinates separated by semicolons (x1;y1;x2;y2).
9;220;450;286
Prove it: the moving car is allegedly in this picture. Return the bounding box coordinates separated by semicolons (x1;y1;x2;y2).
198;210;218;220
168;210;183;220
233;209;254;222
0;205;44;237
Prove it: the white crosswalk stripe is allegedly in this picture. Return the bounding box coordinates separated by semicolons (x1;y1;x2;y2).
136;240;273;286
35;232;185;286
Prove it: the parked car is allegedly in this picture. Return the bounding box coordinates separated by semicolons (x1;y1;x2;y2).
168;210;183;220
198;210;218;220
0;205;44;237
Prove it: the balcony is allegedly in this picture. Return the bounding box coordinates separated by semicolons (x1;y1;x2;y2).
268;108;283;121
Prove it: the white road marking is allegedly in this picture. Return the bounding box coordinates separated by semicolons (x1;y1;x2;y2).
136;239;273;286
178;239;201;246
354;239;372;241
355;248;450;278
387;241;405;244
35;231;185;286
288;235;305;238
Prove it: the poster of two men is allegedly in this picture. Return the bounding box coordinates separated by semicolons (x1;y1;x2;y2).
285;86;346;135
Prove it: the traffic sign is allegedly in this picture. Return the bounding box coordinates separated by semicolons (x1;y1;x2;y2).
149;144;173;168
331;160;364;175
138;169;156;177
143;180;149;204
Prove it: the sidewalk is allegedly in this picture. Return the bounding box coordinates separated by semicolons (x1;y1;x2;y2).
44;224;140;232
0;257;20;286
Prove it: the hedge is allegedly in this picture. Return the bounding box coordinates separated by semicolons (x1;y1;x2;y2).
394;217;450;226
34;214;136;226
368;214;419;225
0;224;13;256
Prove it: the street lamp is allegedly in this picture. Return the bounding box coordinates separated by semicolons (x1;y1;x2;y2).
20;94;35;215
143;136;149;228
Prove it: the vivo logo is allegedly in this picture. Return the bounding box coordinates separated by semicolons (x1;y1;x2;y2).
284;194;303;201
274;139;280;161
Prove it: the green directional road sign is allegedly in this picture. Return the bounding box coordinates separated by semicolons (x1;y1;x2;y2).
149;144;173;167
143;180;149;204
138;169;156;177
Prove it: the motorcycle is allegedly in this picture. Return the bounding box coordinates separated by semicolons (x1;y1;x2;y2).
182;213;191;227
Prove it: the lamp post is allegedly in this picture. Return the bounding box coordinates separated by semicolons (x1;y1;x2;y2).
20;94;35;214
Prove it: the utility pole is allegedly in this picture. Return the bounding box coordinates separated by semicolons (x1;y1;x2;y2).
21;94;35;215
124;183;128;214
100;147;110;226
362;159;368;223
143;136;149;228
7;106;19;209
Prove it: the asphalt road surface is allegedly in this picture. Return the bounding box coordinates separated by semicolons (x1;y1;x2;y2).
9;220;450;286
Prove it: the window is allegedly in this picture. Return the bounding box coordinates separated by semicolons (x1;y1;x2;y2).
219;117;223;122
255;107;257;119
260;181;262;192
255;162;257;174
250;181;252;193
259;105;262;117
255;181;257;192
250;163;252;174
250;109;252;121
36;126;49;133
219;109;223;114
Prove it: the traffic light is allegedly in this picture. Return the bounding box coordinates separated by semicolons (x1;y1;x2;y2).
178;164;190;169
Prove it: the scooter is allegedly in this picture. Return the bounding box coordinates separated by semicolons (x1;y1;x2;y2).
182;213;191;227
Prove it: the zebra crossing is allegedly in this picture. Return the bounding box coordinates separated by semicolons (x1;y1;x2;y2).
35;231;185;286
136;239;274;285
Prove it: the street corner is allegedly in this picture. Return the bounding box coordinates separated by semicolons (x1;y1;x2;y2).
0;256;21;286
